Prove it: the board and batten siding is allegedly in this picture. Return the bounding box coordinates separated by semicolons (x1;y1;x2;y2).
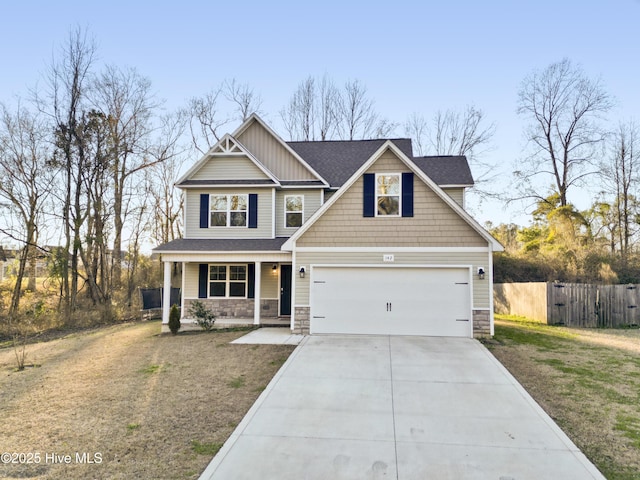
190;155;270;180
237;121;318;181
294;251;491;309
296;150;487;248
275;189;323;237
183;262;279;299
184;188;272;238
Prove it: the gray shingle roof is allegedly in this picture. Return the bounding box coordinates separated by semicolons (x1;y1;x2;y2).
412;156;474;186
153;238;289;252
287;139;473;187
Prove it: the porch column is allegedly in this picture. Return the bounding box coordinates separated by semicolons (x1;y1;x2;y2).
162;261;171;324
253;261;261;325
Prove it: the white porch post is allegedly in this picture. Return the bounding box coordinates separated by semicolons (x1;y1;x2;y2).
162;261;171;324
253;261;261;325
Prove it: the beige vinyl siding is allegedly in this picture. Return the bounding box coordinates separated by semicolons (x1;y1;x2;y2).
191;155;270;180
294;250;491;308
184;263;200;298
261;265;279;298
442;188;464;208
237;121;318;181
296;149;487;247
184;262;280;300
184;188;272;238
275;189;323;237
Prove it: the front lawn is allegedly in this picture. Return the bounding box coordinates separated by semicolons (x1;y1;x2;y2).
486;317;640;480
0;321;295;479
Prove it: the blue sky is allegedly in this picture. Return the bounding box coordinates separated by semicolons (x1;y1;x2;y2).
2;0;640;226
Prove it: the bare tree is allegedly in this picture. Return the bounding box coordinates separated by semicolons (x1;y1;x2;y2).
516;58;613;206
404;106;496;200
280;75;396;141
146;112;186;246
404;112;429;156
339;79;377;140
224;79;263;122
39;26;97;314
187;87;229;153
280;76;316;141
600;120;640;256
92;65;161;288
0;103;52;317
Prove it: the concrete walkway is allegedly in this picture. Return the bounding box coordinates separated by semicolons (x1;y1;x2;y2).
230;327;304;345
200;335;605;480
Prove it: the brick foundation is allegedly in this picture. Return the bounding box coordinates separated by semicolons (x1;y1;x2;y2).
473;309;491;337
293;306;310;334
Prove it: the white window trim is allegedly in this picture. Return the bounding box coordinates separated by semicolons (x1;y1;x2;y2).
284;194;304;228
209;194;249;228
208;264;248;298
375;173;401;217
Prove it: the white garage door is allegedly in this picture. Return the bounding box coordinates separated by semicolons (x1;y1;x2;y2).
310;266;471;337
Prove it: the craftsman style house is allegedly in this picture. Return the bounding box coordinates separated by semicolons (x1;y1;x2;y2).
154;114;503;337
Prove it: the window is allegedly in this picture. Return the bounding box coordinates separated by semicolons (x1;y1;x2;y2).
210;194;248;227
376;174;400;216
209;265;247;297
285;195;303;228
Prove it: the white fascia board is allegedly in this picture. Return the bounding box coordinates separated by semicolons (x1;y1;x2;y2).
233;114;330;187
279;184;326;189
294;246;490;253
178;184;276;189
158;252;292;263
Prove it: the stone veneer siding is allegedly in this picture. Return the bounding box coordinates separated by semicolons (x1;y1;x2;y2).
183;298;281;320
260;299;279;318
293;306;310;334
473;310;491;337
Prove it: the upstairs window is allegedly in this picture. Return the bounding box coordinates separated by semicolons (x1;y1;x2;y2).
376;174;400;216
210;194;248;227
285;195;304;228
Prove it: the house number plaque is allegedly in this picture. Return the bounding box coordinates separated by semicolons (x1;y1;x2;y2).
383;254;394;262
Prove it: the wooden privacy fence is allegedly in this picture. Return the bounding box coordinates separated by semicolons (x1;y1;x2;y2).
494;282;640;328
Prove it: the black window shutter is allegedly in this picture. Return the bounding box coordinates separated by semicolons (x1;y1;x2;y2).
198;264;208;298
402;172;414;217
363;173;375;217
248;194;258;228
247;263;255;299
200;194;209;228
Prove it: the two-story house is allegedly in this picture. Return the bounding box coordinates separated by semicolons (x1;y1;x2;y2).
153;114;503;337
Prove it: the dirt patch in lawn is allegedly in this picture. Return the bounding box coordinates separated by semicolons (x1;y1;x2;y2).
486;319;640;480
0;321;295;479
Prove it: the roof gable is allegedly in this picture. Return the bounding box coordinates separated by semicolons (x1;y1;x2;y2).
234;114;328;184
176;133;280;186
283;141;503;251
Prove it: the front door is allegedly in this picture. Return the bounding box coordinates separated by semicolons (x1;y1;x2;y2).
280;265;292;316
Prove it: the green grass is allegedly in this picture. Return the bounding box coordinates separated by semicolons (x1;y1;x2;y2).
138;364;162;374
490;318;640;480
227;376;245;388
191;440;223;456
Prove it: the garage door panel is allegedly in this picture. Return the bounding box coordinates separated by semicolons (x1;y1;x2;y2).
310;267;471;337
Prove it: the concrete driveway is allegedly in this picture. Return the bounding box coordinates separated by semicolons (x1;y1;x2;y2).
200;335;605;480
